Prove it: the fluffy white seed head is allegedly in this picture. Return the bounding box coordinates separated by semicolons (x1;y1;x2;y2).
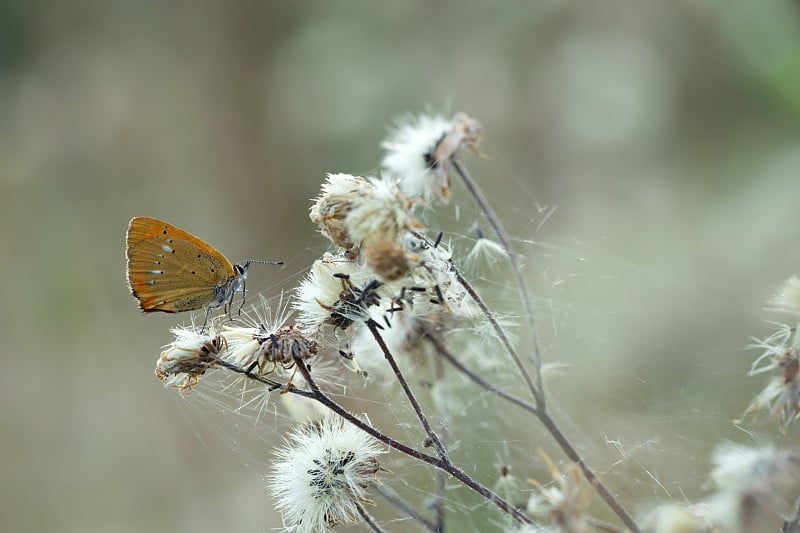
739;328;800;432
155;327;225;389
381;113;453;203
707;443;800;533
641;505;712;533
222;294;296;368
345;176;420;246
309;173;372;249
269;414;385;532
293;254;376;332
381;112;481;203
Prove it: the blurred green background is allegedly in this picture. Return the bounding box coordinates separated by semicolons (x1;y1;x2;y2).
3;1;800;531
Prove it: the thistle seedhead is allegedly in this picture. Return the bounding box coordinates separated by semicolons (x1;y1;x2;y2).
382;111;482;204
269;415;386;532
310;173;372;250
155;327;226;389
707;443;800;533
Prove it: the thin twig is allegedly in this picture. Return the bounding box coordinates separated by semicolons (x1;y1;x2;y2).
290;355;539;528
209;339;538;526
536;412;640;533
433;353;448;532
450;262;543;407
411;229;542;407
452;158;545;407
372;483;437;532
425;334;641;533
366;320;448;459
424;332;537;413
355;499;388;533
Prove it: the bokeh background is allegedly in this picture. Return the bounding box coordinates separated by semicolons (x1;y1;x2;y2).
3;1;800;531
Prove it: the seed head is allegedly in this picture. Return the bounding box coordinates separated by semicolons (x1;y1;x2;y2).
269;415;385;532
382;112;481;203
708;443;800;533
155;327;225;389
310;173;372;249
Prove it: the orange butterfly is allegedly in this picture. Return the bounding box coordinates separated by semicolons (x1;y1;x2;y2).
125;216;281;326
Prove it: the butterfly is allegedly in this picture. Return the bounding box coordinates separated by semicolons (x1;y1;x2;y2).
125;216;281;327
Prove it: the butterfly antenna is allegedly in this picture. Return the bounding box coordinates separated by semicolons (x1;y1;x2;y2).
238;259;284;268
234;260;284;316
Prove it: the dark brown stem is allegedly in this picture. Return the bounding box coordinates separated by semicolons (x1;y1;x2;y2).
424;332;537;413
537;411;640;533
209;357;308;395
452;159;545;406
425;334;641;533
291;356;538;528
410;229;542;408
450;263;543;407
433;353;448;532
366;320;447;459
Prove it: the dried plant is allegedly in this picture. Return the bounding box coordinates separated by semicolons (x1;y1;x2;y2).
138;111;800;533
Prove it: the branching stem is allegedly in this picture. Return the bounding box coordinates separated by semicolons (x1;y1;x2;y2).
290;356;538;528
452;158;545;405
366;320;447;459
424;334;641;533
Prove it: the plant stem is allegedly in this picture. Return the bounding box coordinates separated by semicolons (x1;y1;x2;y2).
537;411;641;533
366;320;447;459
291;356;539;528
425;334;641;533
355;499;388;533
424;332;537;413
372;484;437;532
452;158;545;407
411;230;543;407
433;353;448;533
450;261;543;407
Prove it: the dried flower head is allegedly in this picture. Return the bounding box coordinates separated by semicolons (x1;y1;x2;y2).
382;112;481;203
379;288;457;363
155;327;226;389
269;415;385;532
739;325;800;432
527;450;594;533
641;504;712;533
345;177;421;246
294;254;370;332
707;443;800;533
309;173;372;249
361;234;416;282
319;275;383;331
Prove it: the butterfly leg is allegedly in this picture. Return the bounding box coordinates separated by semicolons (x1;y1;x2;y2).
200;307;214;334
245;359;259;375
237;275;247;317
281;365;299;394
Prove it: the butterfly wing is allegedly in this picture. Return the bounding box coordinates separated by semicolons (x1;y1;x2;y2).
126;217;236;313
